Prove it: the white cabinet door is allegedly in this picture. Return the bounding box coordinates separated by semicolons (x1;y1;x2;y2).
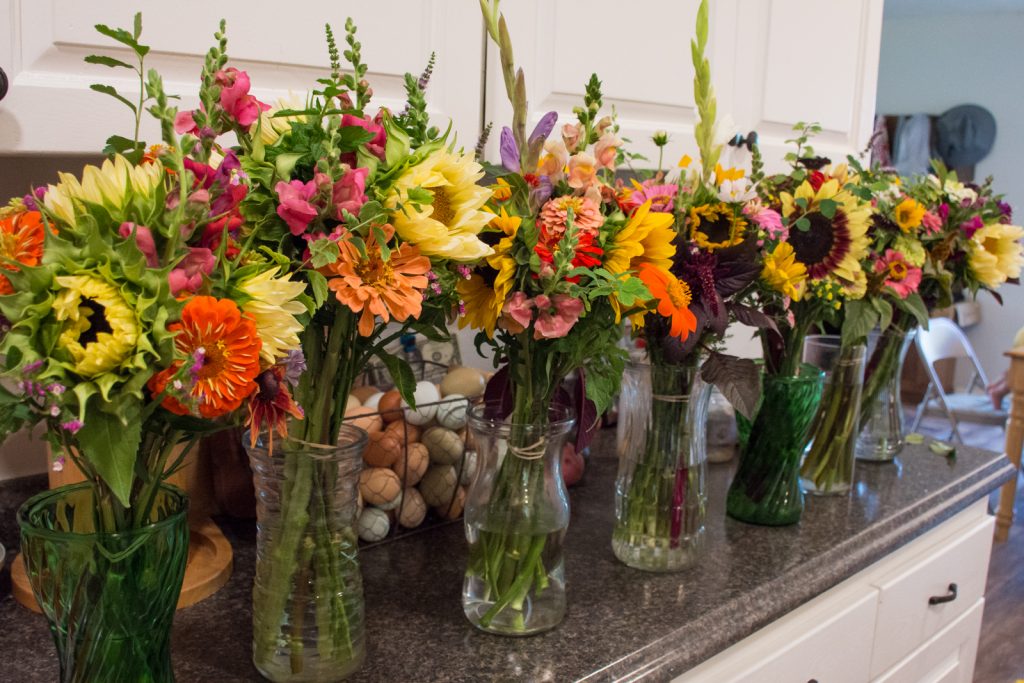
0;0;484;154
483;0;883;171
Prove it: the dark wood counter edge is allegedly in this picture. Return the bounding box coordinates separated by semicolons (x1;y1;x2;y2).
581;454;1017;683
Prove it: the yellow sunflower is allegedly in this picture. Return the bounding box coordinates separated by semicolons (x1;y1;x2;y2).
761;242;807;301
780;179;871;283
605;201;676;275
969;223;1024;288
689;203;746;250
53;274;139;377
237;267;306;364
894;198;925;232
457;267;511;339
386;150;494;262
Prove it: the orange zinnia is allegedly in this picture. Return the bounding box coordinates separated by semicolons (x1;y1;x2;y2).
326;226;431;337
638;263;698;341
149;296;263;418
0;211;46;294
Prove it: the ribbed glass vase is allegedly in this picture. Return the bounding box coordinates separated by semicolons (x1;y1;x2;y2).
612;358;710;571
247;427;367;682
19;483;189;683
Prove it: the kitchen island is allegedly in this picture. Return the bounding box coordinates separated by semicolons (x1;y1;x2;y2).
0;430;1014;682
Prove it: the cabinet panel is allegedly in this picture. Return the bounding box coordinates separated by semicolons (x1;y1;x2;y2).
0;1;483;154
873;599;984;683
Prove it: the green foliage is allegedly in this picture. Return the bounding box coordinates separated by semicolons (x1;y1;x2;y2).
76;407;142;507
691;0;720;185
840;298;877;347
377;352;417;407
396;53;436;145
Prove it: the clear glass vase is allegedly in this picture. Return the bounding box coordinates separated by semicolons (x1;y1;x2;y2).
462;401;575;636
856;326;918;462
612;359;710;572
18;483;189;683
247;426;367;682
800;336;868;496
726;365;824;526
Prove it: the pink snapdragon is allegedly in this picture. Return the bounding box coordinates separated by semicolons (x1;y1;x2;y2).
119;222;160;268
215;68;269;129
341;114;387;160
594;132;623;171
873;249;922;299
169;248;216;295
174;110;198;135
501;292;533;334
275;179;320;235
960;215;984;239
532;293;584;340
567;153;598;189
332;167;369;220
920;210;942;235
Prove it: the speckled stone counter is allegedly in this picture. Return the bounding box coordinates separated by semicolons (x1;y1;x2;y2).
0;432;1014;682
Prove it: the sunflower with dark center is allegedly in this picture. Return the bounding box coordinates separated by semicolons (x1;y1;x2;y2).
780;178;871;283
689;203;746;251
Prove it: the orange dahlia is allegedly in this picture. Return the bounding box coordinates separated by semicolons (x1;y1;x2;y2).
326;226;431;337
638;263;698;341
149;296;263;418
0;211;46;294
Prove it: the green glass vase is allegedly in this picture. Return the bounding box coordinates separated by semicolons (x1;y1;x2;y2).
726;366;824;526
18;483;189;683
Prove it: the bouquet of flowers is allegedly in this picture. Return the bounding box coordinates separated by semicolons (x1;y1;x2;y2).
0;16;305;680
199;18;492;679
459;0;670;633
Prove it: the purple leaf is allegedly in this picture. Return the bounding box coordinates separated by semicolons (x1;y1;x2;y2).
483;365;513;418
499;127;520;173
730;303;779;335
528;111;558;145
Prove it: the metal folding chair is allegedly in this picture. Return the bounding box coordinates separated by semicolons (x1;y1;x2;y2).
910;317;1007;444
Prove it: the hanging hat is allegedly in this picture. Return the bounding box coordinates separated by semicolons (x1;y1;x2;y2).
935;104;996;167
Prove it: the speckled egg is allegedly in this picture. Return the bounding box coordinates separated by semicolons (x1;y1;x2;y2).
357;507;390;542
363;430;402;468
422;426;464;466
396;488;427;528
440;367;486;398
359;467;402;506
418;464;458;507
345;406;383;434
391;442;429;487
402;381;440;426
377;390;403;422
436;394;469;430
434;486;466;520
385;419;422;446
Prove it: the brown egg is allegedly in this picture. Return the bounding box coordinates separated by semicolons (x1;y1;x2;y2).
440;367;487;398
397;488;427;528
363;430;402;468
351;385;381;404
434;486;466;520
345;406;383;434
385;419;422;445
359;467;402;506
391;442;429;487
377;390;403;422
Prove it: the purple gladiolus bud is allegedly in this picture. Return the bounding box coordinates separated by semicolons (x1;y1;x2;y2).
529;111;558;145
499;127;520;173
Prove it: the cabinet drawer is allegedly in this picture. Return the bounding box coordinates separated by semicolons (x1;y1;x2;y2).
868;513;994;678
873;598;984;683
675;581;878;683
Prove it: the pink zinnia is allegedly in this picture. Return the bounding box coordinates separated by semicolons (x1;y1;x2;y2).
873;249;922;299
275;179;320;235
743;199;786;239
621;181;679;214
533;293;584;340
537;196;605;238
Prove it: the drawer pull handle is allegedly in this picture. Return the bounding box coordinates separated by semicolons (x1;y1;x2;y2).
928;583;958;605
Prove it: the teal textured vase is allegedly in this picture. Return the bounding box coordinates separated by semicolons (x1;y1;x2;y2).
18;483;189;683
726;366;824;526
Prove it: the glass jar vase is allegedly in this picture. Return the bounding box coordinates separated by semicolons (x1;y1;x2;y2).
612;359;710;572
19;483;189;683
247;426;367;682
462;402;575;635
856;326;918;462
800;336;868;496
726;365;824;526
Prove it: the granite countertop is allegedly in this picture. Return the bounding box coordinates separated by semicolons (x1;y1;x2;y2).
0;431;1015;682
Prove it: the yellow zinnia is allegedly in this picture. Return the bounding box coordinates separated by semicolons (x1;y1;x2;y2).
894;198;925;232
762;242;807;301
968;223;1024;288
44;155;164;229
237;267;306;364
386;150;494;262
53;274;139;377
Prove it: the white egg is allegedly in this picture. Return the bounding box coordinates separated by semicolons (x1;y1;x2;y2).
357;507;390;542
402;380;440;426
436;394;469;430
362;392;385;410
376;488;404;511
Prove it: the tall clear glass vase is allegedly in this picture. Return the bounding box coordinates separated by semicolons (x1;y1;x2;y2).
856;326;918;462
247;426;367;682
462;402;575;636
612;359;710;572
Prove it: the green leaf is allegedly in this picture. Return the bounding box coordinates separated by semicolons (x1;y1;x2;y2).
76;409;142;508
133;12;142;40
795;217;811;232
871;297;894;332
841;298;877;346
381;110;411;167
93;22;149;57
819;198;838;219
377;353;416;406
90;84;137;113
794;196;809;210
84;55;134;70
308;238;340;269
307;270;329;309
274;153;304;179
896;292;929;328
4;345;22;370
405;186;433;207
929;440;956;459
905;432;925;445
615;276;652;308
701;352;761;420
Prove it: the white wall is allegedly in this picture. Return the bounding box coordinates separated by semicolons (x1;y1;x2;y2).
876;10;1024;381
